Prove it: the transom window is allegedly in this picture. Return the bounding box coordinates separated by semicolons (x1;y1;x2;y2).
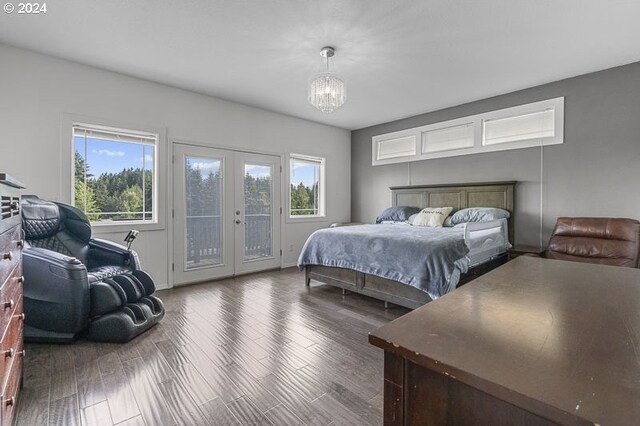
372;97;564;165
73;124;158;224
289;154;325;218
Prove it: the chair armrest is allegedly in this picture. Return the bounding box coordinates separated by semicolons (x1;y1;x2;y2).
89;238;129;255
88;239;140;270
23;247;89;294
23;247;86;269
22;247;90;333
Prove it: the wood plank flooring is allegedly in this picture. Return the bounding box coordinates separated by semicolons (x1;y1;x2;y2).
15;267;409;425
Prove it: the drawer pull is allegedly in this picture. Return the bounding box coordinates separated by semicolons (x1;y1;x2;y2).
4;349;13;358
3;300;14;310
19;349;25;357
5;397;14;407
16;313;25;321
16;276;24;284
17;240;24;249
2;252;11;261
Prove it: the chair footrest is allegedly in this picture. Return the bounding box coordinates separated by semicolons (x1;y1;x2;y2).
85;298;165;343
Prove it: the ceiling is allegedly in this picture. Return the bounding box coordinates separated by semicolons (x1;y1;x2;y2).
1;1;640;130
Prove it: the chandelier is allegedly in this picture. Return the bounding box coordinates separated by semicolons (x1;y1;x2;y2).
308;46;346;113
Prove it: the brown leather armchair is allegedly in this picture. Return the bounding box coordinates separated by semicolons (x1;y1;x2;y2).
545;217;640;268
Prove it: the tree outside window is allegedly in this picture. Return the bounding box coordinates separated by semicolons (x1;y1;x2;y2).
289;155;325;217
73;125;156;223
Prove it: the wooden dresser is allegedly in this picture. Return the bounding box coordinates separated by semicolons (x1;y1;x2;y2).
370;257;640;425
0;174;25;426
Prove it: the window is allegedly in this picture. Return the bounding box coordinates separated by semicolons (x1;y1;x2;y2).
482;108;555;146
375;134;417;161
289;154;325;218
371;97;564;165
73;124;157;224
422;122;474;153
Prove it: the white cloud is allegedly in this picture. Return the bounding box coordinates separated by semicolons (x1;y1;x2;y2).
190;161;218;171
140;154;154;163
293;161;317;170
246;165;271;178
93;149;125;157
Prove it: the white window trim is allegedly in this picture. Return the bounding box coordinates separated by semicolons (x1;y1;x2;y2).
61;113;167;233
287;153;326;222
372;97;564;166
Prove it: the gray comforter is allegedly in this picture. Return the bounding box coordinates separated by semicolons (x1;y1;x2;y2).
298;224;470;299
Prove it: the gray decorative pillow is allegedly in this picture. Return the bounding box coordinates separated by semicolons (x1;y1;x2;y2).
376;206;421;223
449;207;510;225
412;207;454;227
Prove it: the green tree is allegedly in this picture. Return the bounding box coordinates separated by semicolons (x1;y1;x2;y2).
73;151;98;218
143;170;153;220
118;186;143;220
244;174;271;215
291;182;311;215
74;181;98;219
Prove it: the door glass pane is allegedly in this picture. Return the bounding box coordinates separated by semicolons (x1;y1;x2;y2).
244;163;272;260
185;157;222;269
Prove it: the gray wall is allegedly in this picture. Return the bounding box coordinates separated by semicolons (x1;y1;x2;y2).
351;61;640;246
0;43;351;288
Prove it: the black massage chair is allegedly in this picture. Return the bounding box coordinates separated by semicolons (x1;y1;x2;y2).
20;196;164;343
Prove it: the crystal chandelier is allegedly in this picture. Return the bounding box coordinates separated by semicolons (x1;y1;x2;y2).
308;46;346;113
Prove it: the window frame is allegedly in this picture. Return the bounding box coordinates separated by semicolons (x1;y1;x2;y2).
287;153;326;221
61;114;167;233
371;97;564;166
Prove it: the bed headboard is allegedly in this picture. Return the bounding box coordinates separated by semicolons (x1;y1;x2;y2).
390;181;516;245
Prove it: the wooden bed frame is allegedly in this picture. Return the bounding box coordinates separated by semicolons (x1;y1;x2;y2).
305;181;516;309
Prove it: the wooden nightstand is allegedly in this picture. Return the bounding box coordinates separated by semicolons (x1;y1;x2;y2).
509;245;545;259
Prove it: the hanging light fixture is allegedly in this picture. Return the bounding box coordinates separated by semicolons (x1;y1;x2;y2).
308;46;346;113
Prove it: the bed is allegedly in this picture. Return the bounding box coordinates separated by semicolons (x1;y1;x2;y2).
299;181;516;309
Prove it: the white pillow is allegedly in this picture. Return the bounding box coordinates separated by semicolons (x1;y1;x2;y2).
412;207;454;227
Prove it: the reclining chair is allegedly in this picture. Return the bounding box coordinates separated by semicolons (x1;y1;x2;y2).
544;217;640;267
21;195;165;343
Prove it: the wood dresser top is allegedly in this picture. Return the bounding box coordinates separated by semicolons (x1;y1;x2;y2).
370;256;640;426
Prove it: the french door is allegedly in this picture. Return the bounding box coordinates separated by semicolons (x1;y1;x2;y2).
173;143;281;285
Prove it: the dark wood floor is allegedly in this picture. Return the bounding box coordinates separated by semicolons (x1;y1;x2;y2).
15;267;409;426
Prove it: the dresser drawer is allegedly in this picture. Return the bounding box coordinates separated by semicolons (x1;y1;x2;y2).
0;226;21;286
0;334;22;426
0;175;24;426
0;266;22;339
0;295;23;388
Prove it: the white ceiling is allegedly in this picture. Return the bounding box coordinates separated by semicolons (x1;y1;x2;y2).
1;0;640;130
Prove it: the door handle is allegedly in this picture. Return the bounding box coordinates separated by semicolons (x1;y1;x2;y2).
235;219;242;224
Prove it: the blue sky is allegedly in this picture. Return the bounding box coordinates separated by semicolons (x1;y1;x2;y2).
186;157;318;187
290;163;318;187
75;137;153;178
187;157;221;176
76;136;318;187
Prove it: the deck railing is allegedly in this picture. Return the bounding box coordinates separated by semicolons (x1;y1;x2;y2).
186;214;272;267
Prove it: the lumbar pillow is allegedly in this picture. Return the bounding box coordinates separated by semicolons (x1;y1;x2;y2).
412;207;453;227
376;206;422;223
